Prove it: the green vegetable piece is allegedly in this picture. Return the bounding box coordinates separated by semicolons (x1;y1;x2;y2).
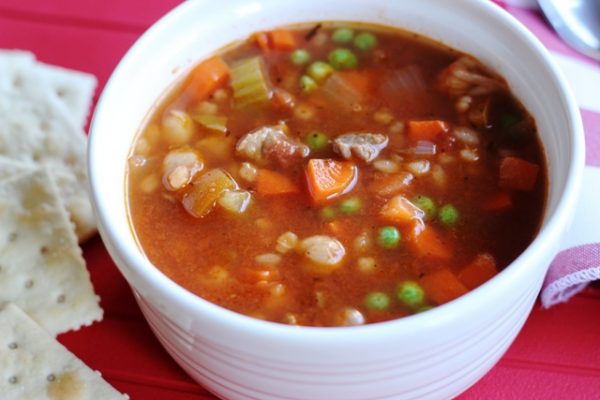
396;281;425;308
364;292;391;310
439;204;459;226
291;49;311;65
328;48;358;70
320;206;336;220
353;32;378;51
193;114;227;134
230;56;271;108
299;75;318;93
377;226;401;249
306;131;329;151
307;61;334;83
340;197;362;214
332;27;354;44
412;195;436;220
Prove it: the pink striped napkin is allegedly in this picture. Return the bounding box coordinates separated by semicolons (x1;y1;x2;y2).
494;0;600;307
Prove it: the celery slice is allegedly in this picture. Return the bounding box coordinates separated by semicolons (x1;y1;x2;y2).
230;57;271;108
193;114;228;133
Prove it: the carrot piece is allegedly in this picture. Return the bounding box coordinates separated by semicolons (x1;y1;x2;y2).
499;156;539;191
458;253;498;290
256;169;299;195
186;56;230;101
380;195;425;226
406;223;452;260
306;159;357;203
253;32;271;52
419;268;468;305
334;70;372;95
407;120;449;141
482;191;512;210
269;29;297;50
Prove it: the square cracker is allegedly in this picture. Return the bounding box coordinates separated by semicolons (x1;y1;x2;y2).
0;78;96;241
0;50;97;129
0;167;102;336
0;303;127;400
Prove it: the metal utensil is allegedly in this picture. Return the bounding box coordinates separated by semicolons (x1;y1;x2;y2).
538;0;600;61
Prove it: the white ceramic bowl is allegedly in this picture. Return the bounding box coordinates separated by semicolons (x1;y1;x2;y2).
88;0;585;399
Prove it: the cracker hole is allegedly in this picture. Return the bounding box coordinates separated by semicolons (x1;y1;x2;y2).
57;294;66;303
57;88;66;98
8;232;17;242
8;342;17;350
46;374;55;382
40;246;49;255
12;76;23;88
8;376;18;384
24;279;34;289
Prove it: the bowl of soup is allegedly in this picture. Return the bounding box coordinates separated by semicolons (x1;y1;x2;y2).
88;0;584;398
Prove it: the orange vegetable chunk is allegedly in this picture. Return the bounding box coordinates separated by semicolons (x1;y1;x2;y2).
186;55;230;102
419;268;468;305
406;223;452;260
407;120;449;141
458;253;498;289
269;29;297;50
253;32;271;52
380;195;424;226
256;169;299;195
306;159;357;203
499;156;539;191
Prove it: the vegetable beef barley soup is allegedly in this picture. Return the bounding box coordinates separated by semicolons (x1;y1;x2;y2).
127;23;547;327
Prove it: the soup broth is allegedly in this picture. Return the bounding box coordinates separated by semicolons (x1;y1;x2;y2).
127;23;547;326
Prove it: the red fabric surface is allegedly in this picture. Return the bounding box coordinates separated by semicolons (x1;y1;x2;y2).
1;1;599;399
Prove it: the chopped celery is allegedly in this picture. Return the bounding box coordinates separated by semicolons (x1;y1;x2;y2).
230;57;271;108
193;114;228;133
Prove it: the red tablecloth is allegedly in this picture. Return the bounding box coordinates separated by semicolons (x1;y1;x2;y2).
2;1;599;398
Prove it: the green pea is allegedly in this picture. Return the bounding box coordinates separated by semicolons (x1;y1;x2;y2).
396;281;424;308
353;32;378;51
307;61;334;83
340;197;362;214
305;131;329;151
290;49;311;65
412;195;436;220
332;27;354;44
299;75;318;93
439;204;459;226
364;292;391;310
328;48;358;70
377;226;400;249
320;206;336;220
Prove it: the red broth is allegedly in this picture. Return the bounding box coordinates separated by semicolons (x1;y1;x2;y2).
127;23;547;326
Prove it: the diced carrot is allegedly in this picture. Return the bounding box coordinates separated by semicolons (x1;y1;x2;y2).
407;120;449;142
256;169;299;195
335;70;372;94
419;268;468;305
458;253;498;290
499;156;539;191
406;223;452;260
306;159;357;203
482;191;512;210
380;195;424;226
253;32;271;52
269;29;297;50
186;56;230;102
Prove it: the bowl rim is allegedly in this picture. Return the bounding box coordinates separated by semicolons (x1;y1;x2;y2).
88;0;585;342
